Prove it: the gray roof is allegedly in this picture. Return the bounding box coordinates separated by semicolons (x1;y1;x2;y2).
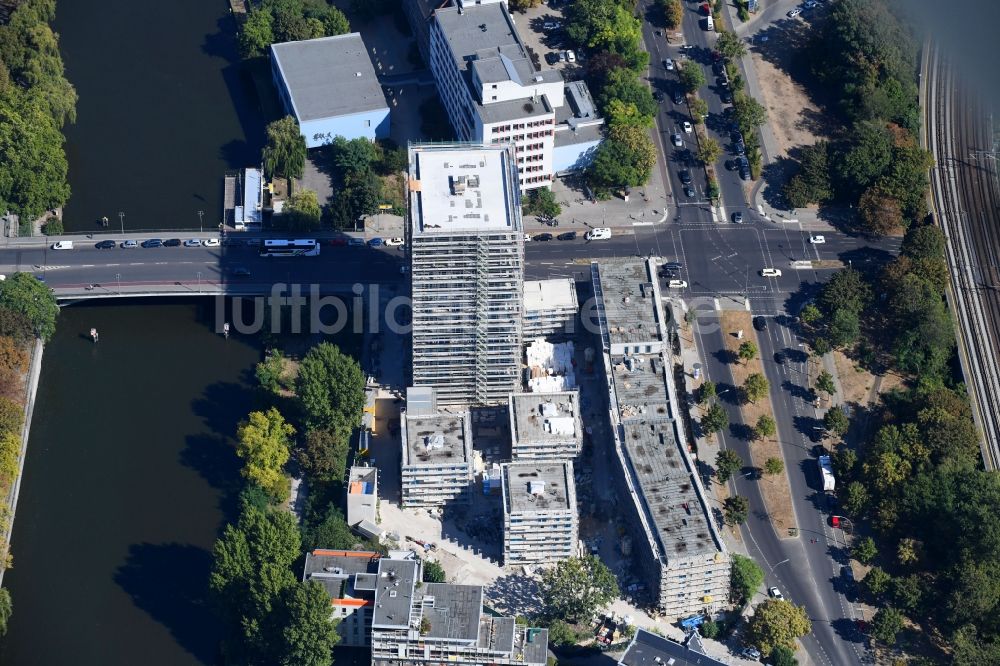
421;583;483;641
611;354;673;420
517;627;550;665
270;33;387;122
554;122;605;148
372;557;419;628
503;461;575;513
510;391;582;446
402;410;473;467
620;629;727;666
478;616;516;653
434;3;524;72
302;549;380;599
478;94;553;125
594;261;662;347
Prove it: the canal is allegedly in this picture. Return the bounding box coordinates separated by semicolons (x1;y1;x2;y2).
55;0;265;232
0;300;261;665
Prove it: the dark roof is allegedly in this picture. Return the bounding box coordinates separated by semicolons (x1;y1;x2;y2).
421;583;483;641
619;629;727;666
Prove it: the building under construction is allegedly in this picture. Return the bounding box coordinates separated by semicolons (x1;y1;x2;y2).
400;406;474;507
501;461;578;565
590;259;730;618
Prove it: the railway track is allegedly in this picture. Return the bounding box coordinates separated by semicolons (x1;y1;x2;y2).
926;43;1000;470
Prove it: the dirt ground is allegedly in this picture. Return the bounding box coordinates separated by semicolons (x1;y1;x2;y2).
750;51;829;158
720;311;797;538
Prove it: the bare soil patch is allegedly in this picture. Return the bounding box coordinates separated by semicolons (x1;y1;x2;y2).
749;51;831;158
720;311;796;537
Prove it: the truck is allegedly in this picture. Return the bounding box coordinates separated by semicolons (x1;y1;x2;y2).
818;455;836;492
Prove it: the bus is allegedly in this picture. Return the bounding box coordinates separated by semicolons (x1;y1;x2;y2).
259;239;321;257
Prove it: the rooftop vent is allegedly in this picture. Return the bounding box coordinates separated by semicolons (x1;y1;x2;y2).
424;433;445;450
528;481;546;496
450;175;467;195
355;72;362;77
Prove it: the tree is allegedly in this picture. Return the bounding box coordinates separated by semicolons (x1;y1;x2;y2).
859;184;903;237
815;371;835;397
283;189;322;231
738;340;758;364
870;606;904;645
716;449;743;482
296;342;365;432
42;217;62;235
545;619;579;647
743;373;769;404
0;337;27;374
862;566;891;599
565;0;644;68
658;0;683;28
296;426;350;483
799;304;822;326
0;397;24;438
715;30;747;60
508;0;542;10
678;64;706;93
745;599;811;655
263;115;306;181
690;98;709;124
588;124;656;189
0;309;34;345
902;223;946;261
756;415;777;441
697;136;722;165
0;432;20;490
273;581;340;666
0;273;59;341
724;495;749;525
731;553;765;604
891;574;923;614
256;349;286;395
733;92;767;130
818;268;871;317
702;403;729;437
823;407;849;437
597;68;657;121
0;587;10;635
524;188;562;219
698;380;716;405
827;308;860;348
606;99;653;129
539;556;619;622
852;536;878;565
423;560;446;583
303;504;370;551
764;457;784;476
236;408;295;502
769;645;798;666
239;8;275;58
785;142;833;208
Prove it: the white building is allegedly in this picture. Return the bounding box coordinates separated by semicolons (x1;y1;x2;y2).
302;549;382;647
271;33;390;148
428;0;602;191
407;143;524;406
523;278;578;338
508;391;583;461
400;407;474;507
501;461;579;565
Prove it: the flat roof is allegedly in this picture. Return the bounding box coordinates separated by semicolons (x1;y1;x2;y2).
554;122;605;148
478;616;516;653
593;261;662;347
510;391;582;445
403;410;473;467
303;549;380;598
348;466;377;494
270;33;387;122
620;629;727;666
409;144;521;235
421;583;483;642
372;557;419;628
503;461;574;513
611;354;673;420
524;279;578;313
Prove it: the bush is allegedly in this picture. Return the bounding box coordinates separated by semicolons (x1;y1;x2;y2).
0;397;24;437
700;619;720;638
42;218;63;235
423;560;446;583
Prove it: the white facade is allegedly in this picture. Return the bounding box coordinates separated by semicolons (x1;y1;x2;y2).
400;409;474;507
501;461;579;565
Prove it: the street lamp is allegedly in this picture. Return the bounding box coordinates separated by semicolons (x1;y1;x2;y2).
198;210;204;233
115;273;121;295
118;211;124;235
769;558;790;575
197;271;202;293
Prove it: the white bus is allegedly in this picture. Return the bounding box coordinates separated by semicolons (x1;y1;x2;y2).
259;239;320;257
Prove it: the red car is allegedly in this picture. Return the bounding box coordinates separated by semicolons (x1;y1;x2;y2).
701;2;710;14
831;515;841;528
328;238;348;247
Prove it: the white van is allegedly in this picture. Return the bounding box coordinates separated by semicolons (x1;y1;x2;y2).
585;227;612;241
668;280;688;289
51;241;73;250
761;268;782;277
705;14;714;31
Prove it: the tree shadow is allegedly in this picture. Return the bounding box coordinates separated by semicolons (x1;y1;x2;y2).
713;348;739;365
715;382;741;406
114;542;221;665
484;574;542;618
831;616;868;646
782;378;815;402
759;155;800;210
794;414;825;442
729;422;755;441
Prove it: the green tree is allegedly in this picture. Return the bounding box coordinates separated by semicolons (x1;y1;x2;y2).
0;397;24;437
539;556;619;622
764;457;784;476
784;141;833;208
303;504;368;551
733;92;767;130
842;480;869;515
565;0;644;69
700;619;720;638
769;645;798;666
738;340;758;364
296;426;350;483
756;415;777;441
870;606;904;645
678;64;706;93
715;30;747;60
524;188;562;219
239;8;275;57
697;136;722;165
606;99;654;129
296;342;365;432
42;217;62;235
690;97;709;124
799;304;822;326
724;495;749;525
827;308;860;348
716;449;743;482
702;403;729;437
743;373;769;404
731;553;765;604
283;189;322;231
818;268;871;317
255;349;286;395
852;536;877;565
698;380;716;405
588;124;656;189
545;619;579;647
902;223;946;261
891;574;923;614
263;115;306;181
508;0;542;10
745;599;811;654
0;432;20;490
0;273;59;341
273;581;340;666
236;408;295;502
658;0;683;28
858;184;903;237
423;560;446;583
862;566;891;599
0;587;10;636
815;371;836;397
597;68;657;121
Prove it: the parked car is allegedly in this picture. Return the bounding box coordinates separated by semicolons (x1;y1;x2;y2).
348;237;365;247
741;647;762;660
565;49;576;62
683;184;695;198
713;61;726;75
731;211;743;223
385;237;405;247
141;238;163;248
668;280;688;289
654;91;665;102
810;235;826;244
663;58;675;71
328;238;348;247
673;90;684;105
557;231;577;241
51;241;73;250
672;133;683;147
534;233;553;241
683;121;693;133
768;586;784;600
95;240;116;249
753;316;767;331
720;89;732;103
679;170;692;185
121;239;138;249
183;239;202;247
164;238;181;247
203;238;220;247
368;237;384;247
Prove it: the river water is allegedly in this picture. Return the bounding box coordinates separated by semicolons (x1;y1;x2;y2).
0;300;261;665
55;0;265;232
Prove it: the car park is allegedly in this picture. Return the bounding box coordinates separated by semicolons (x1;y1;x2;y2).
368;237;383;247
183;239;202;247
810;235;826;244
679;170;692;184
668;279;688;289
204;238;220;247
51;241;73;250
768;586;784;600
672;133;683;147
95;240;116;249
141;238;163;248
732;211;743;223
683;121;693;133
761;268;782;277
122;239;138;249
557;231;577;241
753;316;767;331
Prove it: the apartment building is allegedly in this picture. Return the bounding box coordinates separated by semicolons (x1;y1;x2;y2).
523;278;578;338
303;549;382;647
407;143;524;406
508;391;583;461
400;406;474;507
590;259;730;619
370;556;549;666
501;461;579;565
619;629;727;666
427;0;601;190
